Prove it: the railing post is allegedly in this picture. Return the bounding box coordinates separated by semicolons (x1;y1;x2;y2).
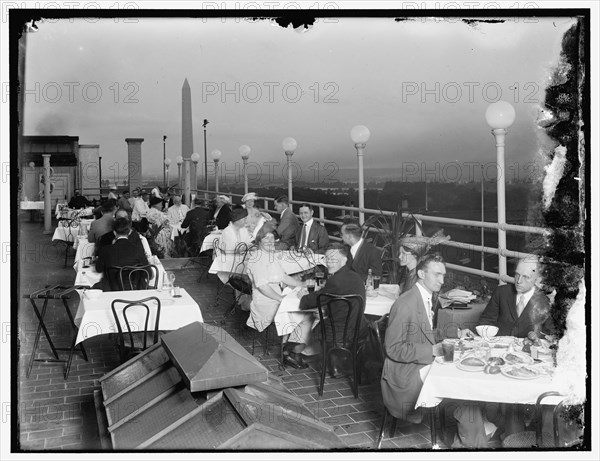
319;206;325;223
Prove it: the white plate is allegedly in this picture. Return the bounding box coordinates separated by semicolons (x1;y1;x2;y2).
501;365;542;380
502;352;534;365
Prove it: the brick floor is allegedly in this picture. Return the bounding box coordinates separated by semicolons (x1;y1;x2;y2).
16;218;434;451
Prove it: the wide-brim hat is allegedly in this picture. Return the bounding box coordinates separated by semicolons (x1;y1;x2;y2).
241;192;257;203
230;207;248;223
400;230;451;259
109;186;117;191
149;196;163;207
217;195;231;204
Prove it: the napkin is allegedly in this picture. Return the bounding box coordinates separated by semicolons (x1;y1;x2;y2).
441;288;476;305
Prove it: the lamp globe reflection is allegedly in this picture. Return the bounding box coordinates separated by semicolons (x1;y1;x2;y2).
350;125;371;144
239;145;251;160
485;101;516;129
282;137;297;152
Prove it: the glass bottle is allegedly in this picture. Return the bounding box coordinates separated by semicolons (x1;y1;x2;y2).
366;268;374;292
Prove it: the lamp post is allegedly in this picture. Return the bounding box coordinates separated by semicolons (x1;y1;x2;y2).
176;156;183;194
282;137;297;204
202;119;209;198
211;149;222;193
350;125;370;225
164;157;172;187
191;152;200;202
42;154;52;234
239;145;251;195
480;164;485;273
163;135;167;188
485;101;516;285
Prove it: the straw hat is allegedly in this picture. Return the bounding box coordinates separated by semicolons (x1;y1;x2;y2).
241;192;257;203
400;230;451;259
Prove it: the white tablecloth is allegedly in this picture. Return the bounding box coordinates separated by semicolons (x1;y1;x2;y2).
56;205;94;219
200;231;222;253
416;345;563;409
20;201;45;210
208;249;325;278
52;219;95;244
274;284;398;337
169;223;188;241
73;235;152;271
74;288;203;345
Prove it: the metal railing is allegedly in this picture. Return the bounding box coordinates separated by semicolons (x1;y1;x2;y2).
193;188;551;285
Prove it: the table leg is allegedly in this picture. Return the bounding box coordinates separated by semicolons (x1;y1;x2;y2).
429;407;438;448
27;297;60;378
62;297;88;379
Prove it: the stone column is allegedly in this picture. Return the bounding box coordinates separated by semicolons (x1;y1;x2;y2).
125;138;144;192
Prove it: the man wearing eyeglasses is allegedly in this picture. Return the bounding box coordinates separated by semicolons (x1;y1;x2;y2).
463;256;554;338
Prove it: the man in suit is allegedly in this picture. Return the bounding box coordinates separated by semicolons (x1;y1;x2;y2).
181;196;211;251
96;208;144;257
285;243;367;370
340;220;382;283
382;254;490;447
211;195;232;230
95;217;149;291
88;200;116;244
68;190;90;209
466;256;554;338
295;203;329;253
273;195;298;249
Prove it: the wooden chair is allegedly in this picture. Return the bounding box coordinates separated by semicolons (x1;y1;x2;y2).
104;264;159;291
502;392;575;448
111;296;161;364
315;293;366;398
214;242;253;316
56;217;80;267
118;264;159;290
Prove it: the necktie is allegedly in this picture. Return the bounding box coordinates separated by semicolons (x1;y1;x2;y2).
427;298;433;328
299;224;307;249
516;294;526;317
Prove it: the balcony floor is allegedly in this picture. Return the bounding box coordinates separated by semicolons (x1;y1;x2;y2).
16;217;437;451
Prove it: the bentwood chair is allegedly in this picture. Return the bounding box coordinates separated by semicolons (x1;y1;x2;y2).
214;242;253;316
57;217;80;267
315;293;366;399
103;264;159;292
111;296;161;364
502;392;578;448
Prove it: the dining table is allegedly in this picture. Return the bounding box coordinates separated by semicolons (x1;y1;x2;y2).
415;336;564;447
274;284;400;337
208;248;326;280
52;219;95;245
169;223;189;241
73;287;203;345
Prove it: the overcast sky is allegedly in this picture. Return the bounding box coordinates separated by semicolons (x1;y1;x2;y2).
21;15;576;183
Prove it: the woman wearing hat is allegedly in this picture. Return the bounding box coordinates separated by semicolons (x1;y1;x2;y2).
146;196;174;258
241;192;272;236
212;195;232;230
245;222;306;333
214;206;254;282
398;231;450;294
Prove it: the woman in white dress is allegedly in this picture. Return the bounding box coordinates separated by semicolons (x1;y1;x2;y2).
245;223;305;332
